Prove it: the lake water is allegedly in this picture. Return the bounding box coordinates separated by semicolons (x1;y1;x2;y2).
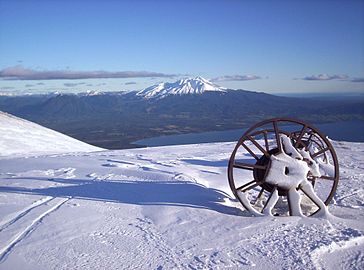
133;120;364;147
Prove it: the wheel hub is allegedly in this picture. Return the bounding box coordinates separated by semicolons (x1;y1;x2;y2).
253;148;289;196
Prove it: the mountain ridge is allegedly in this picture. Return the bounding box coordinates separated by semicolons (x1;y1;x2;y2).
0;80;363;149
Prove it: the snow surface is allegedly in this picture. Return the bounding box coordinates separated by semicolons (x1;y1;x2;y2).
137;76;226;99
0;138;363;269
0;111;103;158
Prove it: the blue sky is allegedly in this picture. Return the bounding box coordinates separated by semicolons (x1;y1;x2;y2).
0;0;363;94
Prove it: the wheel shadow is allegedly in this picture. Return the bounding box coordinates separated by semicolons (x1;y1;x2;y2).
180;159;229;167
0;177;246;216
181;158;255;167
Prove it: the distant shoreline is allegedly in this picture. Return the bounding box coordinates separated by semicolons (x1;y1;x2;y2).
133;120;364;147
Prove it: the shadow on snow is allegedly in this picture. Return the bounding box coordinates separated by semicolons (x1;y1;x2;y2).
0;177;246;216
181;158;255;167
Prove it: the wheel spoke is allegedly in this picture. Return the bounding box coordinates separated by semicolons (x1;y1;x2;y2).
307;176;316;185
298;185;317;206
298;183;327;209
236;180;262;193
303;132;314;150
310;133;325;148
311;147;330;158
247;135;270;157
233;162;266;171
263;131;269;152
252;187;265;205
317;175;335;181
294;125;307;148
241;142;259;160
310;179;316;186
273;121;282;153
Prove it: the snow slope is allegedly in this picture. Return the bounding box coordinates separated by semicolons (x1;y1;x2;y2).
0;139;363;269
136;76;226;99
0;111;103;158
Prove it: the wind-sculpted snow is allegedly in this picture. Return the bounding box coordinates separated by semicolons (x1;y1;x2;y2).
136;76;226;99
0;141;363;269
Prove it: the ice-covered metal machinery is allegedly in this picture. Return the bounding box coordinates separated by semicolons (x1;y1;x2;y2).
228;118;339;217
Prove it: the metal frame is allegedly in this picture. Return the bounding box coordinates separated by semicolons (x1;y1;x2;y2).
228;118;339;216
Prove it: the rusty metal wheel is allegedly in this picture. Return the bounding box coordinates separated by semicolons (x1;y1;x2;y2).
228;118;339;217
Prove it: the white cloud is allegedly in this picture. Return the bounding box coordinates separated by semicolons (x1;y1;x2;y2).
302;74;349;81
211;75;261;82
0;65;176;80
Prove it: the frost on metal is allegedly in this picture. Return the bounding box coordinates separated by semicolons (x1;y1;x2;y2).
265;135;328;217
228;118;339;217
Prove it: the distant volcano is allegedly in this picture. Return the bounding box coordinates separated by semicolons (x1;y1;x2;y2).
136;76;226;99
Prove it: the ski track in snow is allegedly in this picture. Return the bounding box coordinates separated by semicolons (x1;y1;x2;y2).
0;196;54;232
0;140;363;269
0;197;70;262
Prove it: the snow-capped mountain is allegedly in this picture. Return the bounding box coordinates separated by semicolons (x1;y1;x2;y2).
1;84;363;149
0;111;103;158
137;76;227;99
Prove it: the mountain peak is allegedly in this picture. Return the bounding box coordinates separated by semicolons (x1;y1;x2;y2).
137;76;226;99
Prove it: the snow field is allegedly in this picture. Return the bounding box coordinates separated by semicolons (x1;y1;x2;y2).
0;140;363;269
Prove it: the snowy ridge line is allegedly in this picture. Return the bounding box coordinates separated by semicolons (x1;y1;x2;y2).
0;197;70;262
0;111;103;158
0;196;54;232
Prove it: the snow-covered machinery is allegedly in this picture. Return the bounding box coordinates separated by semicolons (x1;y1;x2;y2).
228;118;339;217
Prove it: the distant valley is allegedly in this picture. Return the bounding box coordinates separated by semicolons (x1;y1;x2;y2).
1;77;363;149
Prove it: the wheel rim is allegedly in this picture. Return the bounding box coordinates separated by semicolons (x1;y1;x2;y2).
228;118;339;217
